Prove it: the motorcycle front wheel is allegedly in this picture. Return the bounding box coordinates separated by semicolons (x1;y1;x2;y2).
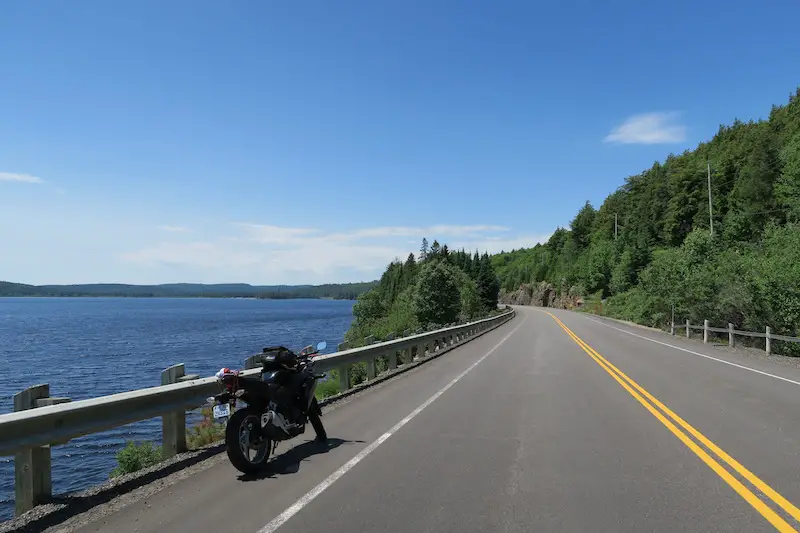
225;408;271;475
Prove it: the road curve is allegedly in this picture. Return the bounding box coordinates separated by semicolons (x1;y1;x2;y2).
66;306;800;533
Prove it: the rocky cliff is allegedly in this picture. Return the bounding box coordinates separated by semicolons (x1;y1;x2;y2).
499;281;583;310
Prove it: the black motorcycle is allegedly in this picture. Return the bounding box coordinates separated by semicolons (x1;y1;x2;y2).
208;341;328;475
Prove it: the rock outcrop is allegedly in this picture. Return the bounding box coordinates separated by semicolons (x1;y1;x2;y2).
499;281;583;310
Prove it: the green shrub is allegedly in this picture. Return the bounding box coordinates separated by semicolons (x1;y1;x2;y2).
186;406;227;450
110;441;163;478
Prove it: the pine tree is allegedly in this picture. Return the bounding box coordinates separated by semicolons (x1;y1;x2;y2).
476;252;501;310
429;240;441;259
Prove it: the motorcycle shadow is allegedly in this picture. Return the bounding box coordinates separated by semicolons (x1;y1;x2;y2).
237;437;363;481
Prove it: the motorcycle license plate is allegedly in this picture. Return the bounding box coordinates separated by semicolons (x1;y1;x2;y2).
213;403;231;419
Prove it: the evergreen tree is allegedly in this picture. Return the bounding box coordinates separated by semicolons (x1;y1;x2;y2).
429;240;441;260
570;201;597;249
476;252;501;310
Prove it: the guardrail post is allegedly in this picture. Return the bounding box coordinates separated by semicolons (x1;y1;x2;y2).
766;326;772;356
382;334;396;370
161;364;187;458
337;342;349;352
14;384;54;516
729;323;735;347
364;336;379;378
703;320;709;344
338;364;351;392
686;319;690;338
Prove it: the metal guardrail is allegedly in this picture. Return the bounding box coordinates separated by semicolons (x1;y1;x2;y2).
0;307;515;516
676;318;800;354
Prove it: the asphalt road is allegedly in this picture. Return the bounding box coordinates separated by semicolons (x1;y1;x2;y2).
69;306;800;533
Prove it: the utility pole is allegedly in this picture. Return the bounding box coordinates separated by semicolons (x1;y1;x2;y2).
707;161;714;236
615;213;618;240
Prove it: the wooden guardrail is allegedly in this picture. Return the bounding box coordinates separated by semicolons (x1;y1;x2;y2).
677;318;799;355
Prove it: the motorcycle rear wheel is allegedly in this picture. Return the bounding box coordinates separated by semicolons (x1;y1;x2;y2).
225;408;271;475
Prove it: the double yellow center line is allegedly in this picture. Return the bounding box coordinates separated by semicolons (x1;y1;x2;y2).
546;311;800;532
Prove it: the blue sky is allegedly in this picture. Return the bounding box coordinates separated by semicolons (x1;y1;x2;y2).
2;0;799;285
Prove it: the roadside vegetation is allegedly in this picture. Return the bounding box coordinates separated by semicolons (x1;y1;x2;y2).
339;240;501;387
493;88;800;347
186;406;227;450
110;441;163;478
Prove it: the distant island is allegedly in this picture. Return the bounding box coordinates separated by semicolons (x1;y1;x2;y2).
0;281;378;300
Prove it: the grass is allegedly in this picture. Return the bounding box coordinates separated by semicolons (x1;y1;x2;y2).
315;374;341;399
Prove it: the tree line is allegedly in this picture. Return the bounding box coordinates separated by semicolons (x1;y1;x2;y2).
492;87;800;339
344;238;501;346
0;281;377;300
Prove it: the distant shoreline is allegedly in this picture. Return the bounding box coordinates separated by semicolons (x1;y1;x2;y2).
0;280;377;300
0;295;356;300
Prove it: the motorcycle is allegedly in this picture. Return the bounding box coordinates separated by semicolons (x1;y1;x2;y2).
208;341;328;475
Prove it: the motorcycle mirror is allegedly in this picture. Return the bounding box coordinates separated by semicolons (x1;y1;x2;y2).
316;341;327;352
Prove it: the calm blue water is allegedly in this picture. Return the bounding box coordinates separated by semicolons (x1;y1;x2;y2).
0;297;354;521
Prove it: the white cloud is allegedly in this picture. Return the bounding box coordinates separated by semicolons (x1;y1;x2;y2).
119;223;533;283
604;112;686;144
328;225;510;241
157;225;190;233
234;223;320;244
0;172;44;184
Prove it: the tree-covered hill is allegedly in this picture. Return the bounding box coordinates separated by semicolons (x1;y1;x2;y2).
492;88;800;337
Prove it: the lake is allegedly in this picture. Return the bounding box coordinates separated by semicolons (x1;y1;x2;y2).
0;297;355;521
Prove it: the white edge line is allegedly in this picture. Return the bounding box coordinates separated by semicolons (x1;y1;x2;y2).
582;315;800;387
257;314;527;533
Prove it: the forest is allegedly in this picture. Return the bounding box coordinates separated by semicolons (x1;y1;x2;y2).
492;88;800;338
344;238;501;347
